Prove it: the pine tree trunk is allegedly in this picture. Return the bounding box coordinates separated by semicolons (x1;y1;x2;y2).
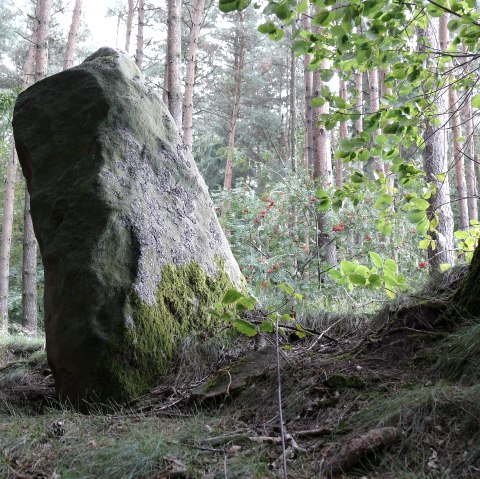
125;0;134;53
23;190;37;332
183;0;206;149
421;18;455;270
167;0;183;128
224;12;245;191
0;148;18;330
63;0;82;70
135;0;145;69
34;0;51;81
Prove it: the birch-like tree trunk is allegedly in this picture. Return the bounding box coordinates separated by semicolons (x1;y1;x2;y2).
166;0;183;128
368;68;384;174
63;0;82;70
224;12;245;190
312;53;336;267
422;18;454;270
183;0;206;149
135;0;145;69
125;0;134;53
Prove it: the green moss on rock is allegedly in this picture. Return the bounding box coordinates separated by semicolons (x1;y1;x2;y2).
101;261;235;403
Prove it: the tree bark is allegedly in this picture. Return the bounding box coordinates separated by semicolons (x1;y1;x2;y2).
224;12;245;190
63;0;82;70
421;18;454;270
440;16;469;230
135;0;145;69
302;3;313;172
183;0;206;149
125;0;134;53
462;43;478;222
337;79;347;189
34;0;51;81
312;52;336;267
166;0;183;128
0;149;18;330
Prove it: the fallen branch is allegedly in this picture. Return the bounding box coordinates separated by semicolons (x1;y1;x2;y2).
322;427;401;477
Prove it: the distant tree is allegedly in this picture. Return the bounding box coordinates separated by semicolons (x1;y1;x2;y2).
135;0;145;68
183;0;206;149
223;12;245;190
125;0;134;53
166;0;183;128
421;18;454;270
63;0;83;70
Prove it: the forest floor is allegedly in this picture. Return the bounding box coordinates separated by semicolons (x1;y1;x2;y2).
1;275;480;478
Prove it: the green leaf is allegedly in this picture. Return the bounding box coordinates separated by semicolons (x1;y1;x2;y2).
278;283;295;295
349;273;367;285
233;318;257;337
472;93;480;109
320;69;334;81
222;289;244;304
258;22;276;34
406;209;427;224
340;260;356;275
260;320;274;333
419;239;431;249
384;258;398;274
219;0;251;12
369;251;383;268
368;273;382;288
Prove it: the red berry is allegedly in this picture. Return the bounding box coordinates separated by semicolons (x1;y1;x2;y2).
419;261;427;269
261;281;269;288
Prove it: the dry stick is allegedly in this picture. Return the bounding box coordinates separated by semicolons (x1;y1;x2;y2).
307;316;344;351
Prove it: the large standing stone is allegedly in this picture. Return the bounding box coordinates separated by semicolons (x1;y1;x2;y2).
13;47;242;405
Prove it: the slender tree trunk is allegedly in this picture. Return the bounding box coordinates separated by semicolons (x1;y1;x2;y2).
63;0;82;70
125;0;134;53
312;52;336;267
0;37;36;331
368;68;384;175
302;3;313;172
34;0;51;81
0;149;18;330
183;0;206;149
289;45;297;173
440;16;468;230
337;79;347;189
224;12;245;190
166;0;183;128
135;0;145;69
422;18;455;270
462;43;478;222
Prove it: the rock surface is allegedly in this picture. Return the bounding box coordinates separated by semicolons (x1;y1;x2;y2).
13;47;242;405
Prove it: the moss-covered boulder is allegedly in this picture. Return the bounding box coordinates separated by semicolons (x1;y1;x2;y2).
12;47;242;406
